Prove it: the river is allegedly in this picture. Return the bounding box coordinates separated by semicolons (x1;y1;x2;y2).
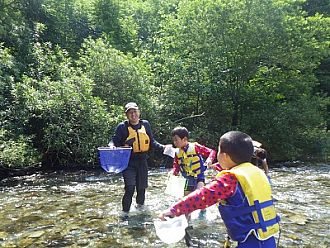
0;164;329;247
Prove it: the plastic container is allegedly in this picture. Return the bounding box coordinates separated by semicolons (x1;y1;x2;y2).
97;147;132;173
163;145;177;158
154;215;188;244
165;174;186;198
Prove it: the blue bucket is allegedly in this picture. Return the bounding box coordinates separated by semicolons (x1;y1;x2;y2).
98;147;132;173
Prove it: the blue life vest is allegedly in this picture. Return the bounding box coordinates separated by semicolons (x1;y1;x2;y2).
217;163;280;242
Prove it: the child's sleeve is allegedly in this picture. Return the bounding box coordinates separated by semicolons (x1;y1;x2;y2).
171;155;180;176
214;162;223;171
195;143;217;162
170;173;237;216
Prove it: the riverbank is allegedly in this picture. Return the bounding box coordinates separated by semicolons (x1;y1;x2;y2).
1;158;327;181
0;164;101;181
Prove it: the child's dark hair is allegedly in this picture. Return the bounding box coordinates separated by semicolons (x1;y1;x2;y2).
219;131;253;164
171;126;189;139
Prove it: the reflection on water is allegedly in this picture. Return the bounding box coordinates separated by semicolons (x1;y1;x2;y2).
0;164;329;247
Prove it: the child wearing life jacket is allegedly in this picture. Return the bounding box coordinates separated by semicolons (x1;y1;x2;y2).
160;131;280;248
170;126;217;196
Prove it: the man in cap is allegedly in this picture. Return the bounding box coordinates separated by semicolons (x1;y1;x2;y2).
109;102;166;219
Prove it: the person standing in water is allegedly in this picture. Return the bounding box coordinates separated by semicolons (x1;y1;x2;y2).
109;102;166;219
170;126;216;196
159;131;280;247
170;126;217;246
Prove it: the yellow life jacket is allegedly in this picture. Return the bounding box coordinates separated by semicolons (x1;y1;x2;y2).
126;123;150;153
176;143;203;177
217;163;280;241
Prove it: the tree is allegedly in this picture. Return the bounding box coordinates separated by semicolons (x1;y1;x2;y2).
153;0;329;159
10;42;119;168
78;37;156;115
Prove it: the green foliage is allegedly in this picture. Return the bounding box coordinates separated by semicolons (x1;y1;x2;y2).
0;43;15;114
0;129;41;167
303;0;330;16
0;0;27;48
0;44;41;167
92;0;181;54
39;0;95;55
153;0;329;158
0;0;329;168
78;37;155;111
93;0;137;53
10;42;119;167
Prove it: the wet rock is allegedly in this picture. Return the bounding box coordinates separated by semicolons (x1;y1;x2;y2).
27;230;45;238
0;231;8;240
287;214;308;225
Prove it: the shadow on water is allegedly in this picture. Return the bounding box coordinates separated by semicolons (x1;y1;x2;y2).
0;164;329;247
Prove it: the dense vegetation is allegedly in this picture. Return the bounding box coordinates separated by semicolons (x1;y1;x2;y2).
0;0;329;170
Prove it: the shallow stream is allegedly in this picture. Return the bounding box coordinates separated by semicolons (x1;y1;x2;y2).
0;164;329;247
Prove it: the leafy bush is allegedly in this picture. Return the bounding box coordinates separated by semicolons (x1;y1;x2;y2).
0;129;41;167
10;42;121;168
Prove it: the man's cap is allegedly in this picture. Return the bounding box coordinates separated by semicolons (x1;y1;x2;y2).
125;102;139;112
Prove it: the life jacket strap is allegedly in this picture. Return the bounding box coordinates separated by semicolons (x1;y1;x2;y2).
222;199;274;220
186;154;198;158
232;215;281;234
221;199;280;231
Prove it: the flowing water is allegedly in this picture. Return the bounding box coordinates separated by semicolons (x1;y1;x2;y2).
0;164;329;248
